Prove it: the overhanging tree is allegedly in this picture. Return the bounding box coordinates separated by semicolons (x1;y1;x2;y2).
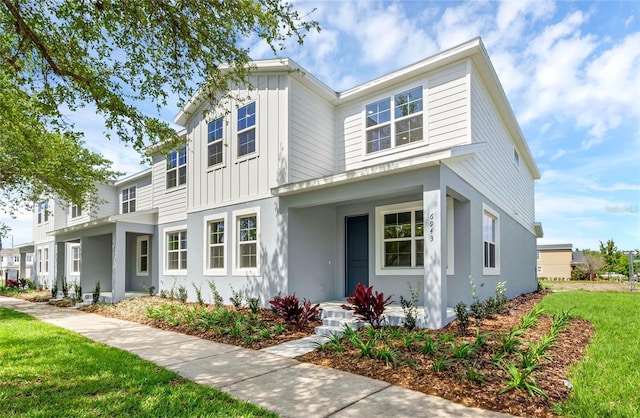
1;0;318;218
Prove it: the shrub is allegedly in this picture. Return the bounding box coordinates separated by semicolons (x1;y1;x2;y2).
61;277;69;298
400;282;420;330
74;282;82;302
454;301;469;335
470;298;486;326
92;281;101;304
341;284;392;328
24;278;35;290
177;285;188;303
269;293;320;326
142;282;155;296
51;283;58;299
229;285;243;308
208;280;224;307
247;297;260;314
192;283;204;306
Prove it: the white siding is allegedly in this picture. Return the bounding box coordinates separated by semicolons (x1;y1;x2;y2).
336;61;470;172
117;174;152;214
288;78;335;181
185;74;288;212
445;64;535;231
152;154;187;224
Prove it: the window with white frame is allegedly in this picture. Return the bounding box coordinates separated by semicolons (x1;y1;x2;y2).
43;248;49;274
234;209;259;273
37;249;42;273
536;251;540;260
237;102;256;157
70;204;82;218
513;148;520;167
137;235;149;276
482;204;500;274
209;219;225;269
26;255;33;263
44;199;50;222
166;146;187;188
166;230;187;272
537;266;543;273
375;202;424;274
71;245;81;274
122;186;136;214
366;86;423;153
37;199;50;224
208;117;224;166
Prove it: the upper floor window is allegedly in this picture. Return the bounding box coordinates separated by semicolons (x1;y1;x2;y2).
513;148;520;167
483;204;500;275
26;255;33;263
208;117;224;166
37;199;50;224
70;204;82;218
166;146;187;189
536;251;540;260
237;102;256;157
366;86;423;153
122;186;136;214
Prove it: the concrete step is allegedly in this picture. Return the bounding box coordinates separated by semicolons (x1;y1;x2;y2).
319;307;356;320
322;316;364;329
314;325;345;337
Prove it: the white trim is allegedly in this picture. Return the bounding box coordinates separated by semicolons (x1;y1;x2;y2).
375;201;424;276
162;225;188;276
232;207;260;276
136;235;150;276
482;203;500;275
446;196;455;276
43;247;49;274
203;212;228;276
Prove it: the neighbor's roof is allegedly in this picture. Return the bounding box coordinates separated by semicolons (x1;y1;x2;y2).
174;38;539;179
537;244;573;251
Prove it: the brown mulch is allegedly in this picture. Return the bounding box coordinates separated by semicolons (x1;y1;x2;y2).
297;291;594;417
79;296;321;349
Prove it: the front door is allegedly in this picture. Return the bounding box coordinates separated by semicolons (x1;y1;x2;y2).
345;215;369;296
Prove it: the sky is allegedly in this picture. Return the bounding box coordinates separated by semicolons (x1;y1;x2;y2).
2;0;639;252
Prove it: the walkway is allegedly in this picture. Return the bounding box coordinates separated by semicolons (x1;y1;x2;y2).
0;296;513;418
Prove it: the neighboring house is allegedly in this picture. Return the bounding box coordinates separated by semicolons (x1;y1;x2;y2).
536;244;584;279
34;38;542;328
0;247;34;283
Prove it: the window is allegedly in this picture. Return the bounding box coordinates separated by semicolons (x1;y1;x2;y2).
26;255;33;263
375;202;424;274
482;204;500;274
536;251;540;260
513;148;520;167
137;235;149;276
71;245;81;274
166;146;187;188
237;102;256;157
166;230;187;272
37;199;50;224
37;249;42;273
122;186;136;214
208;219;225;269
238;215;257;268
208;117;224;166
70;204;82;218
537;266;543;273
43;248;49;274
366;86;423;153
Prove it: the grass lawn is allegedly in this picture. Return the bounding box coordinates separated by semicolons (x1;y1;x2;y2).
539;291;640;417
0;307;278;417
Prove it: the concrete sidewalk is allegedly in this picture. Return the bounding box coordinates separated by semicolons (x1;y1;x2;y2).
0;296;512;418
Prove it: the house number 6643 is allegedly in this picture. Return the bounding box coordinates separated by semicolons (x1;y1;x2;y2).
429;213;435;242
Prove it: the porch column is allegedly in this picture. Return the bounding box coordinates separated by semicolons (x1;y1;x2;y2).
18;251;27;280
55;242;65;293
423;188;446;328
112;225;126;302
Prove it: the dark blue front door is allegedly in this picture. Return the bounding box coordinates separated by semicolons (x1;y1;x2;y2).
346;215;369;296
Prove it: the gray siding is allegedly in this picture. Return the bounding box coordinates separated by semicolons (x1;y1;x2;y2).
152;153;187;224
288;78;335;181
446;64;535;232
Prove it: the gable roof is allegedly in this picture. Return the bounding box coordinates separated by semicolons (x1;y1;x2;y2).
174;37;539;179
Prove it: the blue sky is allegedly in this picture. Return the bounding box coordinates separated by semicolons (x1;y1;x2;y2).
2;0;639;252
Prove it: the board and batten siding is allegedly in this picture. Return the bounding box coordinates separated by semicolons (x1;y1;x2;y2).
335;61;470;172
445;64;535;231
118;175;153;214
184;74;287;213
288;78;335;182
152;153;187;224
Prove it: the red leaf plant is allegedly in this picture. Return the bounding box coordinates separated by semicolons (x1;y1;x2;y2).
341;284;393;328
269;293;320;327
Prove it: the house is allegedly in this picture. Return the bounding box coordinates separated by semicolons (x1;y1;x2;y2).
0;247;34;284
33;38;541;328
536;244;584;280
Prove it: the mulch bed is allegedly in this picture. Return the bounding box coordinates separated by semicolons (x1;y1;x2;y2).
297;291;594;417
